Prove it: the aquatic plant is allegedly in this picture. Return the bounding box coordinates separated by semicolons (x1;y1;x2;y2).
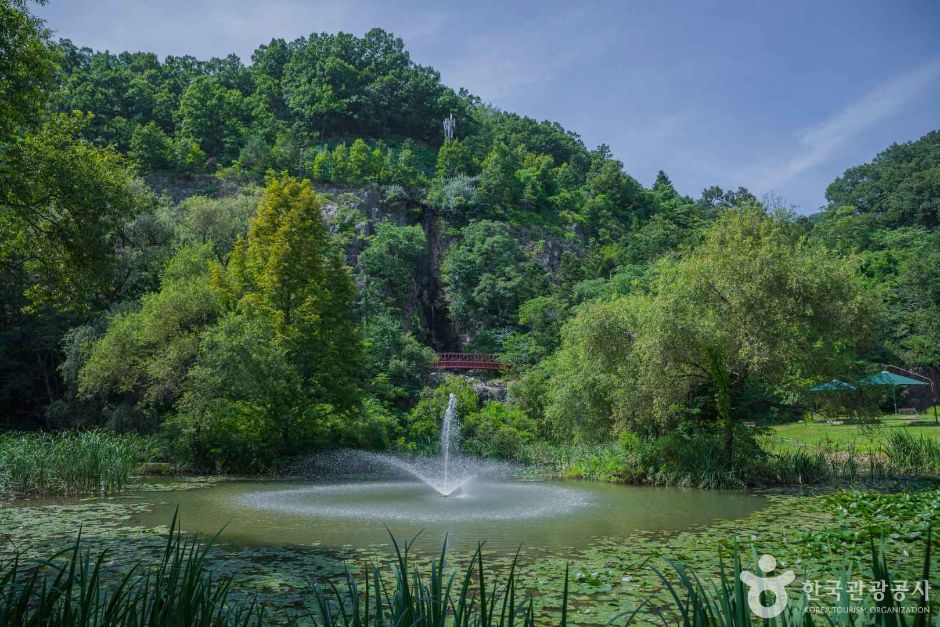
883;431;940;476
0;510;259;626
1;508;937;625
0;430;149;498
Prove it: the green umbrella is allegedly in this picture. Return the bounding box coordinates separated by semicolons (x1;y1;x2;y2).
808;379;856;392
858;371;928;387
858;370;928;415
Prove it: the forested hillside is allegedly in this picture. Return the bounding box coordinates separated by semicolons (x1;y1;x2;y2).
2;0;938;474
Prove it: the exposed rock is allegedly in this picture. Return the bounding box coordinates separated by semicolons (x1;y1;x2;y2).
475;381;507;403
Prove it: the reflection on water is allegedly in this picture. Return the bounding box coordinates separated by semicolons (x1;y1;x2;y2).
124;479;767;554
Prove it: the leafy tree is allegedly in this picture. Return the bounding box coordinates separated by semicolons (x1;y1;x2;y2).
476;142;522;215
224;175;362;411
177;76;247;163
78;244;222;412
544;297;637;441
627;207;876;458
174;313;310;471
826;130;940;228
0;112;143;313
358;221;427;317
0;0;58;138
436;139;475;178
461;401;535;460
170;191;261;260
441;220;532;334
129;121;174;170
363;313;435;407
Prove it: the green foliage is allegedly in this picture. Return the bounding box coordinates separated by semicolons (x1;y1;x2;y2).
435;139;475;178
826;130;940;229
78;245;222;413
626;207;876;457
359;221;427;316
1;112;144;313
406;377;479;450
0;0;58;137
129;121;174;170
177;76;247;163
543;297;638;441
459;401;535;460
0;430;147;498
225;176;362;411
441;220;535;334
363;313;435;407
169;191;261;260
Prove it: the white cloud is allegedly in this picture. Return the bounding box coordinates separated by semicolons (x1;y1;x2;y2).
756;55;940;190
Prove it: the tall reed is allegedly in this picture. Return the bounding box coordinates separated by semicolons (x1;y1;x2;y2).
0;430;147;498
882;431;940;476
1;516;935;625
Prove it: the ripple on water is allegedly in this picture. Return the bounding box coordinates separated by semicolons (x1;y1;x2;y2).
235;481;593;523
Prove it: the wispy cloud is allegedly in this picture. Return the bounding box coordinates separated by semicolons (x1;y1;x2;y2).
755;55;940;190
438;9;615;104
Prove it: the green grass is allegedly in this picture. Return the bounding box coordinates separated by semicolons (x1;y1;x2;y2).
0;430;152;499
769;414;940;453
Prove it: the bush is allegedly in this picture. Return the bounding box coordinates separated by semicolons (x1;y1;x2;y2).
405;377;479;451
460;401;535;460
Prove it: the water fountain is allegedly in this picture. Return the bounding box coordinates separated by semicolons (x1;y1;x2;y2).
155;395;768;550
329;393;504;496
233;393;599;526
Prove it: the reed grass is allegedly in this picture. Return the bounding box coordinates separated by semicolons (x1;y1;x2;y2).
882;431;940;477
0;430;149;499
0;510;260;626
1;517;935;625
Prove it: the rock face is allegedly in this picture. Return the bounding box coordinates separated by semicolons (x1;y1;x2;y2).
318;184;460;351
475;381;507;403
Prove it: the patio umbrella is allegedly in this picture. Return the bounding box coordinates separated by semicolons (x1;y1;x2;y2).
807;379;856;392
858;370;928;415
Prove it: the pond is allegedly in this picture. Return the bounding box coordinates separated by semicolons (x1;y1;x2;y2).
122;479;768;554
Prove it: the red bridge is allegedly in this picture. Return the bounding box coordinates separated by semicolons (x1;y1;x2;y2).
436;352;502;371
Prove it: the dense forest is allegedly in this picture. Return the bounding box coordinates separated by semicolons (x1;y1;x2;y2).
2;0;939;475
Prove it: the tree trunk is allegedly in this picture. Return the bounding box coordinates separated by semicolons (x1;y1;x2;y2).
709;356;735;466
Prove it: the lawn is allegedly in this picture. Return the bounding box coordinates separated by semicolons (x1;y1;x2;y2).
768;411;940;452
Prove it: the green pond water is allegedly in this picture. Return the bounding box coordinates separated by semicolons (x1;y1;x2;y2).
120;479;768;554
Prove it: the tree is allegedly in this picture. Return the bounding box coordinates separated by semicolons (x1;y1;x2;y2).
177;76;247;164
627;207;876;460
441;220;532;333
544;297;637;441
129;121;173;170
358;221;427;317
436;139;474;178
363;313;435;407
0;0;58;138
476;142;522;215
224;175;362;411
78;245;222;412
0;112;143;313
170;191;261;261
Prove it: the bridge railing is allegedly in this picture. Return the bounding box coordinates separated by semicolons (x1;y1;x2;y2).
435;352;502;370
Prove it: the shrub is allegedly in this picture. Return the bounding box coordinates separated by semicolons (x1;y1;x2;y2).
460;401;535;460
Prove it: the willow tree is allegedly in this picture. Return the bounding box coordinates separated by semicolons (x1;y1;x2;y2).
628;206;875;460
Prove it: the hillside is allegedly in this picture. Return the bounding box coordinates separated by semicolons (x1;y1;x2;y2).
2;1;939;473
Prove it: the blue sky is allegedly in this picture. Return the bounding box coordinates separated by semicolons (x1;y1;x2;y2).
36;0;940;213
